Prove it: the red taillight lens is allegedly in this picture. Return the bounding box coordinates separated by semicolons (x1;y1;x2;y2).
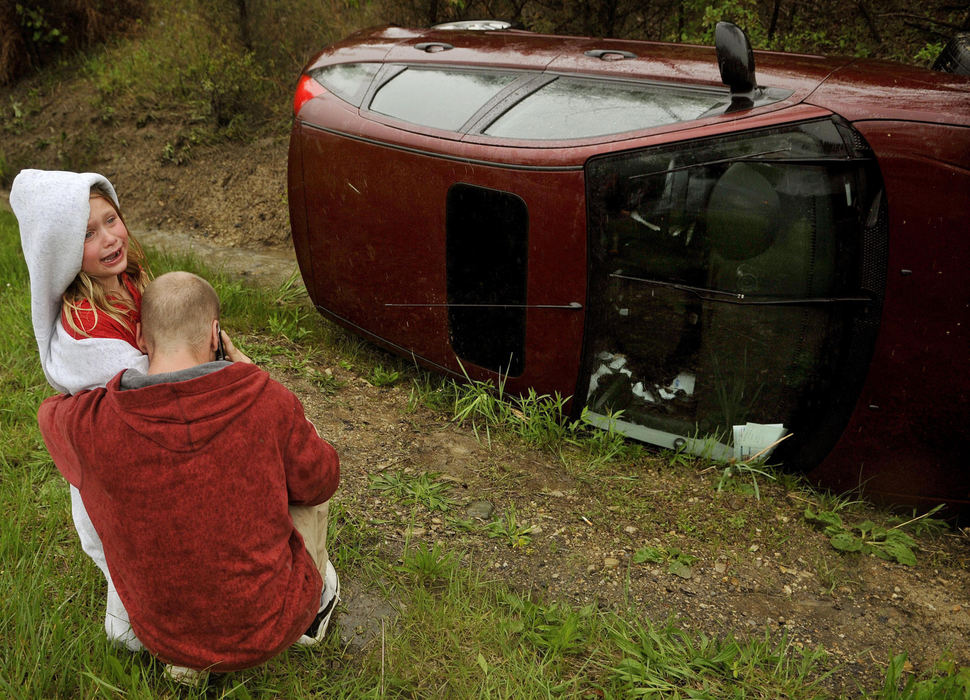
293;74;326;117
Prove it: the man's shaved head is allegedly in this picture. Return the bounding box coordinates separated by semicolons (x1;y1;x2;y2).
140;271;220;354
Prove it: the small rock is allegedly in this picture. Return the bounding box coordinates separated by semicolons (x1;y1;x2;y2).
466;500;495;520
953;604;963;613
604;557;620;569
714;562;727;574
749;544;760;553
624;525;637;534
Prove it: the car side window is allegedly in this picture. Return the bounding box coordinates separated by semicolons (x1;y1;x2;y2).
309;63;381;107
446;184;529;376
483;76;731;139
369;67;518;131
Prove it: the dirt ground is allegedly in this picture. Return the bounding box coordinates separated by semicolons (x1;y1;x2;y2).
2;76;969;698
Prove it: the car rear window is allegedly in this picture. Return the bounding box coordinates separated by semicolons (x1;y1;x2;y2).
483;77;731;139
369;67;518;131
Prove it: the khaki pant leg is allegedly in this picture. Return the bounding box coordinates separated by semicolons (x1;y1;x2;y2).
289;501;330;580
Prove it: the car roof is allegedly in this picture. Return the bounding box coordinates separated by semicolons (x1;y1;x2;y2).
308;24;970;123
307;24;853;101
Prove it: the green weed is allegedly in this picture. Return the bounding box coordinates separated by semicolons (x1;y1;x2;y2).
573;407;631;466
160;140;191;165
509;388;580;449
267;307;311;342
881;652;970;699
662;445;696;469
501;592;594;658
368;364;401;388
452;370;510;446
449;367;634;465
407;372;455;413
309;368;344;394
802;506;936;566
887;507;950;537
633;544;698;579
484;505;534;549
397;542;461;586
369;470;456;513
716;459;778;500
273;269;306;306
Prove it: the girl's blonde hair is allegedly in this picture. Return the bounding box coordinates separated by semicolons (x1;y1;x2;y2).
61;184;152;338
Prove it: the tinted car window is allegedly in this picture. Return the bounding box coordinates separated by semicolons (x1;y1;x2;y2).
446;184;529;376
310;63;381;107
582;119;885;465
370;68;518;131
484;77;731;139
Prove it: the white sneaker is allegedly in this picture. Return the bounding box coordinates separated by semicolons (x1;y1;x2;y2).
297;561;340;645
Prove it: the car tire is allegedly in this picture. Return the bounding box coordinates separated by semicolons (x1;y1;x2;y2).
933;32;970;75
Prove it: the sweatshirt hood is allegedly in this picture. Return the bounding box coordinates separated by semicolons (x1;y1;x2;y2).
10;169;121;375
106;363;270;452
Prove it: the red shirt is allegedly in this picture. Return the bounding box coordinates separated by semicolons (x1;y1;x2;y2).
61;272;142;349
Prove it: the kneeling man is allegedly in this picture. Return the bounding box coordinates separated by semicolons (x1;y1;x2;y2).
39;271;340;675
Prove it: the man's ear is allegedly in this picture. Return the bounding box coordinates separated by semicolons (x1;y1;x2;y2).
135;322;149;355
210;318;221;354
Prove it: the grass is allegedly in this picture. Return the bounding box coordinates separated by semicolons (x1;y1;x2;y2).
1;208;967;697
369;471;457;513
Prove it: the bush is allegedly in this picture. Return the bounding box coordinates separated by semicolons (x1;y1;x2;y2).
0;0;146;85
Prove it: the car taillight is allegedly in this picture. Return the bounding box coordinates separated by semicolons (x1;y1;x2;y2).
293;74;326;117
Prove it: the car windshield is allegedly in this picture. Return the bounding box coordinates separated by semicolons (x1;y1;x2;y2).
484;76;731;139
581;119;885;464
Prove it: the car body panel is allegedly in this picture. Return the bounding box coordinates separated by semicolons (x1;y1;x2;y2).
806;60;970;126
296;120;589;394
808;120;970;505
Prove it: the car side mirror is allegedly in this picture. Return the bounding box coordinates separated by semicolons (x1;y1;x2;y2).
715;21;757;112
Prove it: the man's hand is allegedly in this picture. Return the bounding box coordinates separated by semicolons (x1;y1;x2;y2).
221;331;253;364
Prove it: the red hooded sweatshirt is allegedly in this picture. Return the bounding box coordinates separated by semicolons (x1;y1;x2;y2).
38;362;339;671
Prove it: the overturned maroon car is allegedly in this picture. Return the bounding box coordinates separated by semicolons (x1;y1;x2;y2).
287;21;970;513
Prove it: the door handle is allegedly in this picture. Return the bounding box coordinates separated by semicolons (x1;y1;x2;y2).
415;42;454;53
584;49;637;60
